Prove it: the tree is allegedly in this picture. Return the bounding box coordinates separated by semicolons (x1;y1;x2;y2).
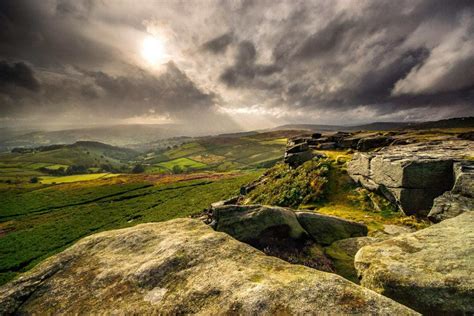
30;177;39;183
132;164;145;174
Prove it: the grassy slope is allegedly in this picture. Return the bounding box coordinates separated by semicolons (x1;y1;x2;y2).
144;133;290;173
0;171;261;286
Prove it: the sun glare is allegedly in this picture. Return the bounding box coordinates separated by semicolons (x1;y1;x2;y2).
141;36;166;65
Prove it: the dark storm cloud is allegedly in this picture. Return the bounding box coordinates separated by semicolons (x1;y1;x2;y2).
220;41;282;88
83;62;217;116
0;0;115;68
0;60;40;92
202;32;234;54
209;0;474;120
0;0;473;128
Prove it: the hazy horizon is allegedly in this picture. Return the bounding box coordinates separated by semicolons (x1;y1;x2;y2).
1;0;474;133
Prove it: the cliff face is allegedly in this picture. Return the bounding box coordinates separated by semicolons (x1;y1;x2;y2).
0;219;416;315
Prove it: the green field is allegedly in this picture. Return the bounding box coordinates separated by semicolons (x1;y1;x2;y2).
157;157;208;171
39;173;120;184
0;171;261;285
0;131;295;285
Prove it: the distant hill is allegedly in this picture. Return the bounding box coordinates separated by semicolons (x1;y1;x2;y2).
272;117;474;132
269;124;345;132
0;124;194;151
4;141;138;168
408;117;474;130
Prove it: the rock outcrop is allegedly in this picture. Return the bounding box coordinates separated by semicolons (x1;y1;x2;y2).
0;219;417;315
348;141;473;216
355;212;474;314
284;141;313;167
428;161;474;222
296;212;368;245
211;205;368;247
325;225;415;283
212;205;308;244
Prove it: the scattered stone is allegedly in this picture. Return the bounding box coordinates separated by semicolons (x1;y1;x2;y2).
356;136;393;151
327;132;352;143
0;219;417;315
339;137;362;149
296;212;368;245
210;196;240;208
284;151;313;167
318;142;337;150
286;142;309;154
355;212;474;314
458;131;474;141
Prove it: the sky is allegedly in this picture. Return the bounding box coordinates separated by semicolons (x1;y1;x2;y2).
0;0;473;132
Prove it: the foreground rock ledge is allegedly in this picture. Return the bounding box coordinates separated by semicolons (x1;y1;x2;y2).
355;212;474;314
0;219;416;315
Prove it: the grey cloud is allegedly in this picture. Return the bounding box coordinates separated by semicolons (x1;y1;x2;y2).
1;0;474;128
0;60;40;92
202;32;234;54
220;41;282;88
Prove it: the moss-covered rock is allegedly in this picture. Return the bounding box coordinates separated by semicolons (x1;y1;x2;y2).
355;212;474;314
213;205;307;243
326;237;382;283
296;211;368;245
0;219;417;315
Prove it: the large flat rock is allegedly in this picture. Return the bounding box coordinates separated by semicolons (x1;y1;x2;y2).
0;219;416;315
355;212;474;314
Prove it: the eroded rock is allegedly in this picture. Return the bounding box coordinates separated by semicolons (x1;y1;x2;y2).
348;141;473;216
356;136;393;151
355;212;474;314
296;212;368;245
212;205;308;244
0;219;417;315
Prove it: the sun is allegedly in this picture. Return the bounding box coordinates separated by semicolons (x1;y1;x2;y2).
141;36;166;65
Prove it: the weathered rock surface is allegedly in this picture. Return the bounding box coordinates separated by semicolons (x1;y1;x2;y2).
427;161;473;222
348;141;473;216
296;212;368;245
213;205;308;244
284;138;314;167
325;225;414;283
355;212;474;314
0;219;417;315
452;161;474;197
284;151;313;167
325;237;382;283
356;136;393;151
428;192;474;222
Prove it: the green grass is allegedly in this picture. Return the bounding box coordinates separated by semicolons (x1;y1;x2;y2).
164;142;206;159
43;164;69;170
0;171;261;286
157;157;207;171
39;173;119;184
259;138;288;145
